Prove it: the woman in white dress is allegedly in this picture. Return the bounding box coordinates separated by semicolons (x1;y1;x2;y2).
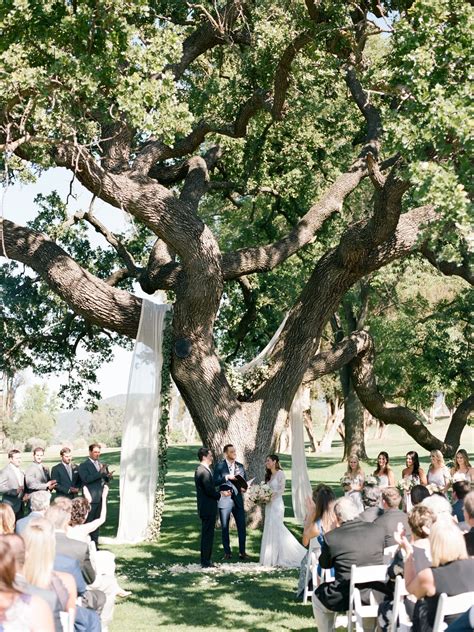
259;455;306;568
343;454;365;514
373;451;395;488
450;449;474;483
427;450;450;494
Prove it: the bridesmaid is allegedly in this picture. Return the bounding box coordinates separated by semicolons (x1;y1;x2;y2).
427;449;450;494
373;451;395;488
401;451;427;512
450;449;474;483
343;454;365;513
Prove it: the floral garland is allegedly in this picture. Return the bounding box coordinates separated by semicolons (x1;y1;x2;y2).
146;310;173;540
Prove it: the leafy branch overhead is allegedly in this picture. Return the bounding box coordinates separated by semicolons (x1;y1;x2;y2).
1;0;472;461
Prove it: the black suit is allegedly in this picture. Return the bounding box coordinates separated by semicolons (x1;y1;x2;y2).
213;459;247;555
195;463;220;567
359;506;383;523
51;462;81;498
316;518;386;611
78;458;111;545
375;508;411;548
465;527;474;556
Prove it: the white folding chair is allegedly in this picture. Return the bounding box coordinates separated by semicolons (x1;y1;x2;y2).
389;575;412;632
383;545;399;563
303;540;321;604
432;591;474;632
348;563;388;632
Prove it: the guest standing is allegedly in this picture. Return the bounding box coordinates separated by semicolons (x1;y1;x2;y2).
0;449;27;519
427;450;450;494
78;444;114;547
51;447;81;499
401;451;427;512
25;448;57;493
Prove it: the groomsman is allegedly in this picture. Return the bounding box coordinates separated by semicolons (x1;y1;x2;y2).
0;449;27;519
214;444;248;560
195;447;230;568
51;447;81;499
25;447;57;493
78;444;114;546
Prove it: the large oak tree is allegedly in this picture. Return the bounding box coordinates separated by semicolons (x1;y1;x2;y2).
1;0;472;477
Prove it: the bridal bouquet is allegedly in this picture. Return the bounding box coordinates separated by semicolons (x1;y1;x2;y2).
364;475;379;487
247;483;273;505
340;476;353;492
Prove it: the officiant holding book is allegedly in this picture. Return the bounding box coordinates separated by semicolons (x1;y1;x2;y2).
214;444;249;560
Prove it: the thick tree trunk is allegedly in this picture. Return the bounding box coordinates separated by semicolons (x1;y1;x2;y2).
341;372;368;461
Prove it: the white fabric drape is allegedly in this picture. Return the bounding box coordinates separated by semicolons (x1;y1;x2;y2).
116;300;171;543
290;386;312;524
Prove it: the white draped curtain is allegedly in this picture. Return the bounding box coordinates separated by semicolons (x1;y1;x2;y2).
116;300;171;543
290;386;312;524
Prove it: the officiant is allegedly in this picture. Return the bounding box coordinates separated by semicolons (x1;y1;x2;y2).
214;444;249;560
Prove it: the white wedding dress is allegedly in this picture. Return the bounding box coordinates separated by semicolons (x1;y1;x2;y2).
259;470;307;568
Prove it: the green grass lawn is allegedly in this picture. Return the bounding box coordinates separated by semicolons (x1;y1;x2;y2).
1;419;472;631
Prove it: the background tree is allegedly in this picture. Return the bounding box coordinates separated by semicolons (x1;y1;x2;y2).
7;384;58;447
1;0;472;480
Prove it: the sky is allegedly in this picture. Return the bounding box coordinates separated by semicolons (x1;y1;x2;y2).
2;167;141;406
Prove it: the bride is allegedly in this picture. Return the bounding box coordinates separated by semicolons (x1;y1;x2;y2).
259;454;307;568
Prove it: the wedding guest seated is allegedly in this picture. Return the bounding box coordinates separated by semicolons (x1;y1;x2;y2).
377;505;437;632
452;481;470;524
0;537;54;631
312;496;386;632
445;606;474;631
297;485;336;597
463;491;474;555
421;493;453;520
16;490;51;535
410;484;430;507
375;487;411;548
0;502;15;535
401;519;474;632
359;486;383;523
69;492;130;597
23;518;77;632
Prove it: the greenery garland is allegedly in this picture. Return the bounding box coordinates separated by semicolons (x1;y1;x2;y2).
146;310;173;540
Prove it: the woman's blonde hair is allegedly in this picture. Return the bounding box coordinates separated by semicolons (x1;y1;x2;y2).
346;454;363;477
0;503;15;535
429;449;445;469
429;519;468;567
23;517;55;589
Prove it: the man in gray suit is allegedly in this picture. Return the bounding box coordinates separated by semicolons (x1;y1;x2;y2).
25;447;57;493
0;449;27;519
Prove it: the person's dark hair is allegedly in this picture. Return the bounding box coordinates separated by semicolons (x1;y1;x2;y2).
32;447;44;456
223;444;234;455
362;485;382;508
312;484;336;519
60;447;71;456
1;534;25;569
374;451;391;477
410;484;430;506
197;447;211;462
453;481;470;501
264;454;281;483
406;450;421;478
7;449;20;460
88;443;101;452
70;498;91;526
0;538;21;593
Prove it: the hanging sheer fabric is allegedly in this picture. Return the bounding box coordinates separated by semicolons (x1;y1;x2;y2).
116;300;171;543
290;386;312;524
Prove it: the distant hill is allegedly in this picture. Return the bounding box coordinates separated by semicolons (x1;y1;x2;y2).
54;394;127;442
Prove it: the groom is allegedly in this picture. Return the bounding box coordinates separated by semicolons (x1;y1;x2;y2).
214;444;248;560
